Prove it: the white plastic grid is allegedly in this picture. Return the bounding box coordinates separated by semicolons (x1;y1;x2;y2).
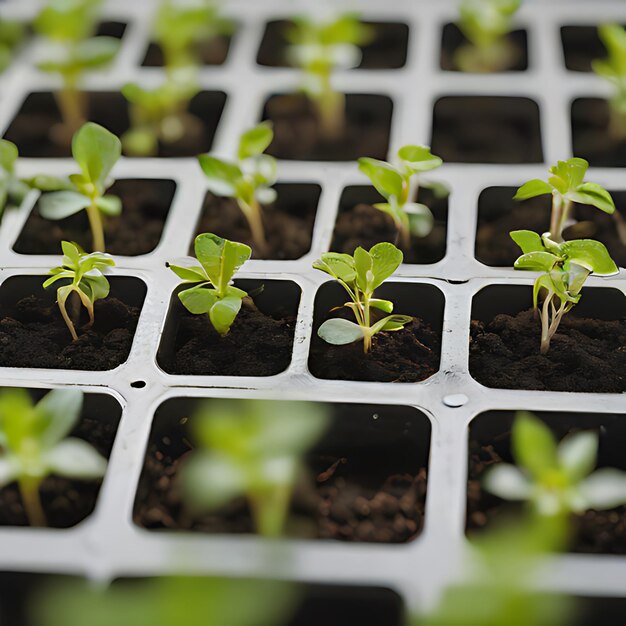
0;0;624;616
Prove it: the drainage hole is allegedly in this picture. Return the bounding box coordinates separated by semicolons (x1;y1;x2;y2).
131;380;147;389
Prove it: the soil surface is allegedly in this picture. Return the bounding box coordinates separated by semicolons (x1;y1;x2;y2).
158;298;296;376
467;436;626;554
257;20;409;69
194;184;319;260
134;423;427;543
440;24;528;71
431;96;543;163
309;311;441;383
141;35;232;66
475;188;626;268
571;98;626;167
14;179;176;256
3;91;226;158
262;94;391;161
0;411;117;528
470;308;626;393
331;188;447;264
0;295;141;370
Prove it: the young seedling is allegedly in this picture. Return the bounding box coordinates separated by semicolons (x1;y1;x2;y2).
285;13;372;139
181;399;329;538
484;411;626;519
0;139;29;221
514;158;615;243
152;0;233;72
43;241;115;341
121;72;201;157
454;0;522;72
0;388;107;527
0;18;26;73
168;233;251;336
313;242;412;354
592;24;626;141
34;122;122;252
358;145;445;250
35;576;297;626
198;122;276;255
34;0;120;141
510;229;618;354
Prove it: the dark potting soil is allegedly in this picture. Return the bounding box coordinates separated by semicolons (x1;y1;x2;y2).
193;184;320;260
475;187;626;268
3;91;226;158
0;295;141;370
560;25;625;73
330;187;447;264
141;34;232;67
158;299;296;377
13;179;176;256
308;316;441;383
470;308;626;393
0;408;118;528
431;96;543;164
262;94;392;161
257;20;409;69
467;428;626;555
440;23;528;71
571;98;626;167
134;428;426;544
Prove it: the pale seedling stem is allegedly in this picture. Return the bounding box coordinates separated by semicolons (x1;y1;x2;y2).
238;197;267;257
549;194;572;244
18;475;47;527
85;199;105;252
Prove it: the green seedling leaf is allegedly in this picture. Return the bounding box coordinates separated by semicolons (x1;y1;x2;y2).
512;412;559;481
567;182;615;214
72;122;121;190
358;157;404;199
397;145;443;172
560;239;618;275
558;431;598;483
510;229;544;253
317;318;364;345
312;252;356;283
74;36;120;68
513;179;553;201
38;190;90;219
405;203;435;237
181;399;329;537
0;387;106;527
514;251;559;272
95;194;122;216
238;122;274;160
198;155;242;197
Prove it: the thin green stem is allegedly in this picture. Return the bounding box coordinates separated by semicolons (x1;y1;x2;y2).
248;485;292;538
362;293;372;354
18;476;46;527
238;198;267;256
86;200;105;252
540;293;553;355
550;194;572;243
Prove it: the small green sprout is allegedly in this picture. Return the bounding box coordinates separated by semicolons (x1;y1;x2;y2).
152;0;232;72
285;13;372;139
43;241;115;341
34;0;120;141
181;400;329;538
34;576;298;626
0;388;107;527
358;145;445;250
198;122;276;255
121;73;201;157
313;242;412;354
454;0;522;72
484;411;626;519
510;230;618;354
0;18;26;73
592;24;626;141
168;233;251;336
33;122;122;252
514;158;615;244
0;139;29;221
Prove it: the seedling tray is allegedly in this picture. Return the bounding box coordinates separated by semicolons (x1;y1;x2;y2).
0;0;625;621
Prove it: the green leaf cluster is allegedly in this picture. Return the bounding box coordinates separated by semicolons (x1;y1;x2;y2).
34;0;120;79
458;0;521;50
358;144;444;246
153;0;233;71
0;18;26;73
313;243;411;352
0;139;29;220
593;24;626;114
182;400;329;537
0;388;107;526
44;241;115;341
34;576;298;626
484;412;626;518
33;123;122;251
169;233;251;336
121;73;200;156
